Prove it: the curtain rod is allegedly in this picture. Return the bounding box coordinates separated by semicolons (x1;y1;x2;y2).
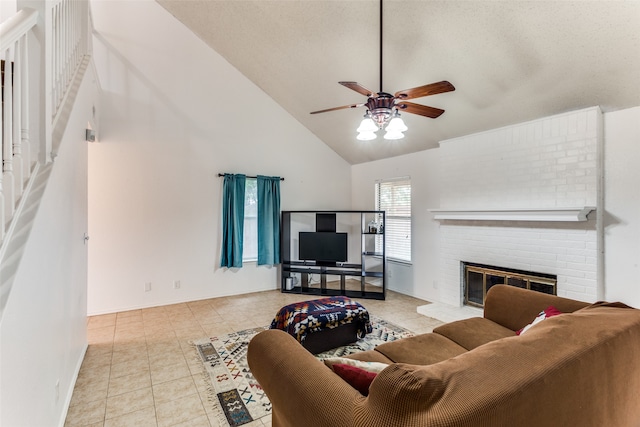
218;173;284;181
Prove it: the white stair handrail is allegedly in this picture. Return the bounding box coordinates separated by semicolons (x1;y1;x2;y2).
0;8;38;52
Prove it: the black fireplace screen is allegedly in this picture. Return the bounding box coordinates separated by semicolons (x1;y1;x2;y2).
463;262;557;308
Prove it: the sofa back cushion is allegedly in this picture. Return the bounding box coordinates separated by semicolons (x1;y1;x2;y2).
365;305;640;427
374;332;467;365
484;285;589;331
433;317;515;350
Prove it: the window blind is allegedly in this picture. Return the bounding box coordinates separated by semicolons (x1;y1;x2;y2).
243;178;258;261
375;178;411;262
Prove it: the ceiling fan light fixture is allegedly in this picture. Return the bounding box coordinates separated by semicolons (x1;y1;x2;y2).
386;114;407;132
357;116;378;133
383;129;405;140
357;130;377;141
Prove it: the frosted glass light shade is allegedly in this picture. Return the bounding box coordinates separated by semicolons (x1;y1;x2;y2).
357;118;378;133
386;117;407;132
357;131;377;141
384;129;405;140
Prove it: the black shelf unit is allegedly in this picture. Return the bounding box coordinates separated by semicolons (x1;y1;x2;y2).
281;210;386;300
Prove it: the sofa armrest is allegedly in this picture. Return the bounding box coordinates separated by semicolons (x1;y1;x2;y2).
484;284;589;331
247;329;364;427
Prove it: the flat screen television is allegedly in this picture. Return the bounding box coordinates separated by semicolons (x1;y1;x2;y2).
299;232;347;264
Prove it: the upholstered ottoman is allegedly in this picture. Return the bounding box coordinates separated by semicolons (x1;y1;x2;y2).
269;296;372;354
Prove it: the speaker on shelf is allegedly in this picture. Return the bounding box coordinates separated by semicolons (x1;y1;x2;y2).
316;213;336;232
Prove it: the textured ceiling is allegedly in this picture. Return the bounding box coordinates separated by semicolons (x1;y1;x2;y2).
157;0;640;164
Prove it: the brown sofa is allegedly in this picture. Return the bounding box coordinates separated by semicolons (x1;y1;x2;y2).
247;285;640;427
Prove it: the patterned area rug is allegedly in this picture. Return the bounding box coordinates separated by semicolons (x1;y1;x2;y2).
192;315;413;427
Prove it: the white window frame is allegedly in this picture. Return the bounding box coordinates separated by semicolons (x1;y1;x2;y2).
375;177;411;263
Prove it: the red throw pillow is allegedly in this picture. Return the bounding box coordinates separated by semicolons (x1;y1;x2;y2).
332;363;377;396
543;306;563;317
516;305;564;335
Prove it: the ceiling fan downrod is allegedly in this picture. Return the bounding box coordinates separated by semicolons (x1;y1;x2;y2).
379;0;383;94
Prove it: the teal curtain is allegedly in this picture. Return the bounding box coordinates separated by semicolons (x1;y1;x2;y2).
220;174;246;268
257;175;281;265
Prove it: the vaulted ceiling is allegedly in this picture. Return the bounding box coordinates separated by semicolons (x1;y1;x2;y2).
157;0;640;164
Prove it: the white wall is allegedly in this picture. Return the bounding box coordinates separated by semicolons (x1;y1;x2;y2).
87;0;352;314
0;0;16;22
437;108;601;306
0;64;95;426
604;106;640;307
439;107;601;210
351;106;640;308
351;149;442;302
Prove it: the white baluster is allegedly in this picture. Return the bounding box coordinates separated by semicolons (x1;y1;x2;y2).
57;2;62;113
20;33;30;182
52;3;59;115
66;0;72;86
1;59;5;240
61;0;67;91
63;0;68;103
12;37;24;199
67;0;73;81
73;0;80;70
57;1;62;111
2;46;16;222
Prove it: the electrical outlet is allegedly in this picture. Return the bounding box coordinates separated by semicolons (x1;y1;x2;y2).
173;280;181;289
433;280;439;289
144;282;152;292
55;379;60;403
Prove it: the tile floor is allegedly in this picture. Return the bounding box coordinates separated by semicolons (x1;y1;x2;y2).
65;289;442;427
417;301;483;323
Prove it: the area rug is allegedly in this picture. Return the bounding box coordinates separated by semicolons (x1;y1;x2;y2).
192;315;413;427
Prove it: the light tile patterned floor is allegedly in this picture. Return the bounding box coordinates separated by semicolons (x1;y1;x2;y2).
65;289;442;427
417;301;483;323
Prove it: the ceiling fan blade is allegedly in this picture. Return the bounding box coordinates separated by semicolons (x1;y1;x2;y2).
396;102;445;118
339;82;376;97
394;81;455;100
310;103;365;114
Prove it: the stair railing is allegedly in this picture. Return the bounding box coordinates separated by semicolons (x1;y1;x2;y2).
0;0;90;244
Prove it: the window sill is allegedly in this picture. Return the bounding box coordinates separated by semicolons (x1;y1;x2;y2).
388;258;412;266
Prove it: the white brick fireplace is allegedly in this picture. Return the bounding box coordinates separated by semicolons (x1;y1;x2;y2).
429;107;603;308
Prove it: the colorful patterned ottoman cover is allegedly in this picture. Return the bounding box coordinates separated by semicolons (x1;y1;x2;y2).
269;296;372;345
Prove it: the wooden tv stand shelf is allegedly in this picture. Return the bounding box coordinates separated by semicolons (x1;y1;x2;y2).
281;211;386;300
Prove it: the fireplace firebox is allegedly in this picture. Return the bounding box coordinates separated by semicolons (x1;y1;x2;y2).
463;262;557;308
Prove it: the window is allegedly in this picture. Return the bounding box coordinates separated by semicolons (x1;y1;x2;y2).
375;178;411;262
221;174;280;268
243;178;258;261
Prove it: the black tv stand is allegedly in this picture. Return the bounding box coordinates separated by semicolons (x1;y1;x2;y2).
281;211;386;300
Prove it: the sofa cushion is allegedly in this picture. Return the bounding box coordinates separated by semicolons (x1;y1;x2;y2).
374;331;467;365
433;317;515;350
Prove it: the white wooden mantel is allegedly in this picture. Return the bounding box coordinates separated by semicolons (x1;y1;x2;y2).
428;207;596;222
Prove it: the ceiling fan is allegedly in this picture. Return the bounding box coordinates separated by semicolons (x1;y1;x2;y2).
310;0;455;140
